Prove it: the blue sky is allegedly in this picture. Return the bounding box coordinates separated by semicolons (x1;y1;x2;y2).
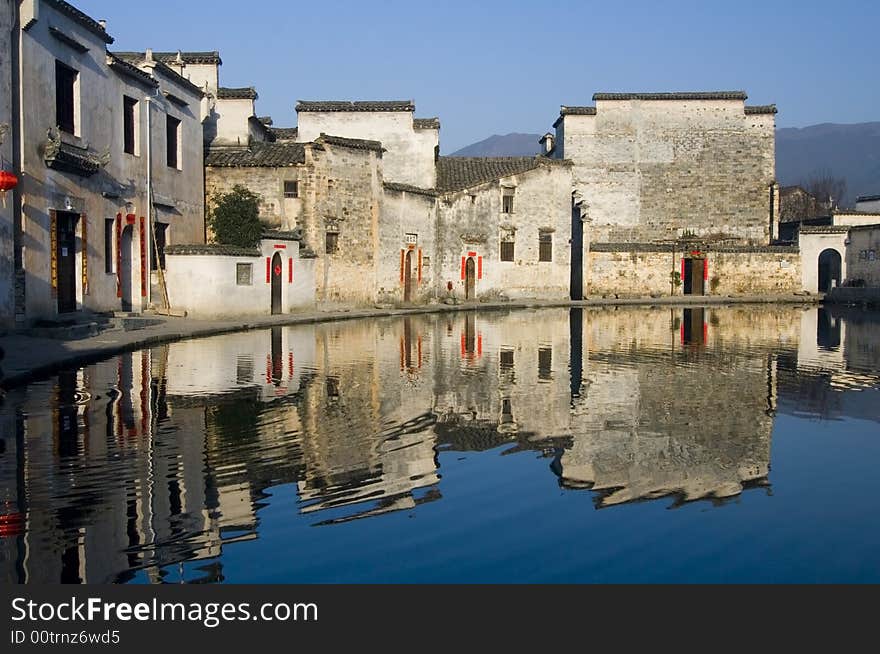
76;0;879;153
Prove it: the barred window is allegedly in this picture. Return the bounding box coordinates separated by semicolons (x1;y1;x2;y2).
539;231;553;262
283;181;299;198
500;240;515;262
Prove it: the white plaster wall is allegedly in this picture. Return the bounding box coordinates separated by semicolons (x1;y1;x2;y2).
165;242;315;318
212;97;255;147
846;226;880;286
832;212;880;227
0;0;14;327
296;110;435;188
377;189;437;303
799;232;848;293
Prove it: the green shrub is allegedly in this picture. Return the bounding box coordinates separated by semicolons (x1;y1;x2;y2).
208;185;264;248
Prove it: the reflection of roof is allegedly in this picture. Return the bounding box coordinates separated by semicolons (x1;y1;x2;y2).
437;156;569;192
205;142;307;167
46;0;114;44
297;100;415;112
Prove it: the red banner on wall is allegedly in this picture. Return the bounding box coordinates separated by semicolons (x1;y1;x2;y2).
417;249;422;284
288;258;293;283
460;257;466;280
116;214;122;298
704;258;709;281
139;217;147;298
266;257;271;284
50;210;58;299
478;256;483;280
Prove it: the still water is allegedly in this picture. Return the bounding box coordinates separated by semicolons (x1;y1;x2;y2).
1;305;879;583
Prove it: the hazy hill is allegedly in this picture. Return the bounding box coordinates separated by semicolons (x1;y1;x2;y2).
450;133;543;157
452;123;880;207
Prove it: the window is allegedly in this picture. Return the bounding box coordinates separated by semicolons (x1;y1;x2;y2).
500;240;515;262
236;263;253;286
500;349;514;370
326;231;339;254
55;61;78;134
123;96;137;155
539;231;553;262
502;194;514;214
166;115;181;168
104;219;115;273
283;181;299;198
538;347;553;380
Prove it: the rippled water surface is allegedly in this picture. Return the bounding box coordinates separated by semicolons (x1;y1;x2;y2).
1;305;879;583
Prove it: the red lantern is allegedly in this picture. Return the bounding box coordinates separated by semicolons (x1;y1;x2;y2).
0;170;18;192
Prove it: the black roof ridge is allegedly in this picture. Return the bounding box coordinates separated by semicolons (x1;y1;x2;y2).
296;100;415;112
593;91;748;101
45;0;114;44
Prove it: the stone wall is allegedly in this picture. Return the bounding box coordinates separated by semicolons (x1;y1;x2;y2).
558;98;775;244
296;109;436;189
588;246;801;296
846;225;880;287
0;0;14;328
436;163;573;301
206;164;304;230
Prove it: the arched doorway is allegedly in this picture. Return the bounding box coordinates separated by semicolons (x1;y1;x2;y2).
404;250;413;302
465;257;476;300
818;249;842;293
271;252;283;315
120;225;133;312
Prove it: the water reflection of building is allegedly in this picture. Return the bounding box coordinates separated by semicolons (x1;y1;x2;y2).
2;305;880;583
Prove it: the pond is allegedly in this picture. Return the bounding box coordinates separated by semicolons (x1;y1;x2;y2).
1;304;879;583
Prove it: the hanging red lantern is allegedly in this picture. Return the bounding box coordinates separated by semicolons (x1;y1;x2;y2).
0;170;18;193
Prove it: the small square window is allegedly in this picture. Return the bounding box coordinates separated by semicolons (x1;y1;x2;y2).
326;231;339;254
283;181;299;198
236;263;253;286
500;241;515;262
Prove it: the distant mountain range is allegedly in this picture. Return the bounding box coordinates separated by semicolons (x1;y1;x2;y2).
450;123;880;207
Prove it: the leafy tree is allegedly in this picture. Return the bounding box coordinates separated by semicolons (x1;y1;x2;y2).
208;185;264;247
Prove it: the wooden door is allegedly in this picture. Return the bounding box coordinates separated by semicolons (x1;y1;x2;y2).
57;212;78;313
120;225;133;312
271;252;283;315
404;250;413;302
465;257;476;300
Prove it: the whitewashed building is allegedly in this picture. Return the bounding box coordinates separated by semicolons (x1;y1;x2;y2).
7;0;205;323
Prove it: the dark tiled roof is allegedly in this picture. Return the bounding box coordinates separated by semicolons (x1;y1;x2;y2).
263;229;303;242
106;54;159;88
205;143;307;167
112;52;205;97
553;106;597;127
218;86;258;100
45;0;114;44
316;133;384;153
269;126;298;142
437;156;568;192
384;182;438;197
857;194;880;203
44;136;104;177
258;116;273;125
799;225;850;234
413;117;440;129
296;100;415;113
745;105;778;115
833;210;880;216
166;244;260;257
150;51;222;65
593;91;748;101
